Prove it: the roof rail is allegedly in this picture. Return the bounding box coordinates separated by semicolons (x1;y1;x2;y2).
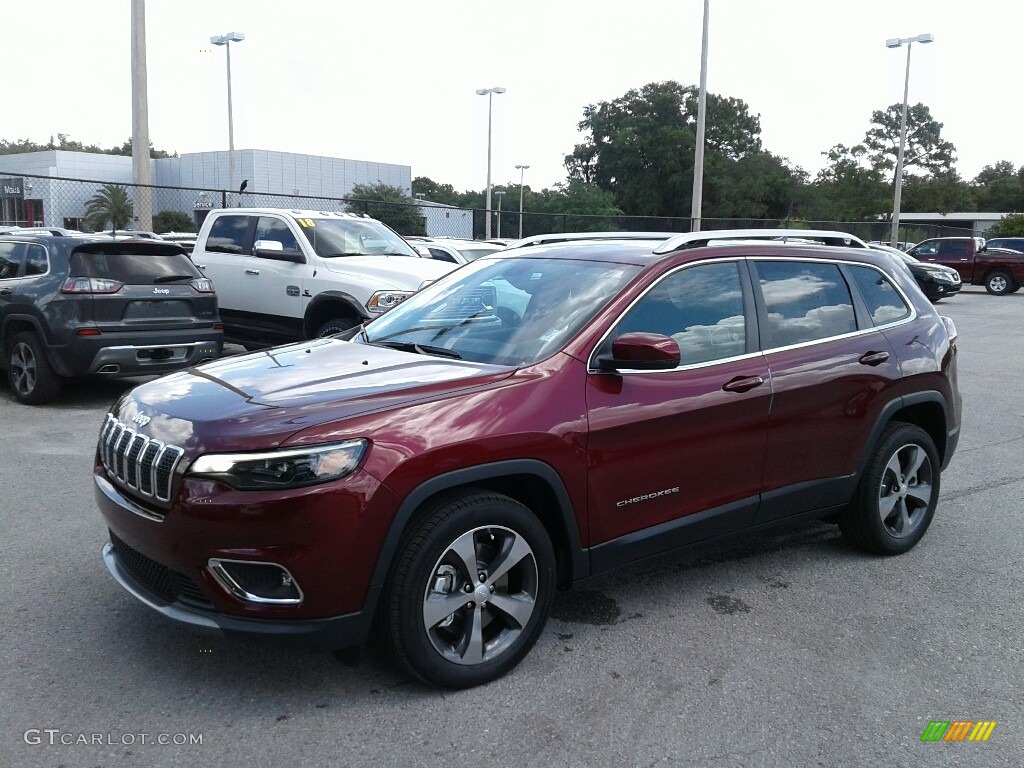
653;228;869;254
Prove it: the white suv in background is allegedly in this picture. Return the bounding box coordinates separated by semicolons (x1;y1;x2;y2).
192;208;456;348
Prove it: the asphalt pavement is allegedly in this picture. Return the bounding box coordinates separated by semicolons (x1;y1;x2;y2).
1;289;1022;768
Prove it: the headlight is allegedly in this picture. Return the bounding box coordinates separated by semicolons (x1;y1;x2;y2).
366;290;413;313
187;439;367;490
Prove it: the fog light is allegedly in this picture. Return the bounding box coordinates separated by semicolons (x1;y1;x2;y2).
208;559;303;605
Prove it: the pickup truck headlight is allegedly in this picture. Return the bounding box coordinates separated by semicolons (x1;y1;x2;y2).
367;290;413;313
188;440;367;490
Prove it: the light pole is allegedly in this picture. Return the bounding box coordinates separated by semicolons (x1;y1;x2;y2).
690;0;710;232
211;31;245;206
476;86;506;239
515;164;529;238
494;191;505;239
886;32;934;247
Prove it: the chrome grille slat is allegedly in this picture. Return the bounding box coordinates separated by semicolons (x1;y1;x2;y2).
98;415;184;502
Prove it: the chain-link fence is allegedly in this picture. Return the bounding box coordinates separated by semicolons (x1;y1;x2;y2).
0;170;975;244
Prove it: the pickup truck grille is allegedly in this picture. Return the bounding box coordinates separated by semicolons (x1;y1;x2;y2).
98;414;184;502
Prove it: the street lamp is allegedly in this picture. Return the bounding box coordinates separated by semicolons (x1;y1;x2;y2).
476;86;506;239
690;0;710;232
515;164;530;239
211;31;245;206
494;191;505;239
886;32;934;246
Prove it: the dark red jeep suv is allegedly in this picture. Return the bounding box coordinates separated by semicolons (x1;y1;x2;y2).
94;235;961;688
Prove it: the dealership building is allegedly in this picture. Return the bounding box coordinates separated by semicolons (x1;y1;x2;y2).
0;149;413;230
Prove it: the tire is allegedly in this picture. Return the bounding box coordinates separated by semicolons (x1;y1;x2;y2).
315;318;358;338
384;490;556;688
984;270;1012;296
6;331;62;405
839;422;940;555
1009;284;1021;294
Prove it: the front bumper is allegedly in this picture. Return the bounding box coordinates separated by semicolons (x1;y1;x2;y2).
102;539;377;649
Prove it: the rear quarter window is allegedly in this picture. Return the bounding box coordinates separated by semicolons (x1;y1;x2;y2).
846;265;911;326
69;250;200;284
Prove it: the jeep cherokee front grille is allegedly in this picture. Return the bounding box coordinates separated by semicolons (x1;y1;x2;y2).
98;414;184;502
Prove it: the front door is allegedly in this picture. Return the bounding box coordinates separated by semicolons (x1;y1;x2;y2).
586;259;771;561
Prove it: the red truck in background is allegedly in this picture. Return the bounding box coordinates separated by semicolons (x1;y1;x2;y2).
907;237;1024;295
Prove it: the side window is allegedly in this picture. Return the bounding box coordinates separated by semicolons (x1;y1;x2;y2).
611;261;747;365
846;265;911;326
254;217;300;252
24;245;49;276
938;240;968;256
756;261;856;348
206;215;252;255
914;242;939;256
0;242;26;279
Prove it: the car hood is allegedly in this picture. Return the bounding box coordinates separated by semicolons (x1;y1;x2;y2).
320;255;456;287
115;339;515;453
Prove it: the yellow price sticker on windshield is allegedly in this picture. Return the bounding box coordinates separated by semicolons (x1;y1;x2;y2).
297;218;316;228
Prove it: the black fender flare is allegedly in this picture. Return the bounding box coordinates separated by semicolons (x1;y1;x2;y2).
363;459;588;613
0;312;57;368
302;291;370;337
856;391;951;476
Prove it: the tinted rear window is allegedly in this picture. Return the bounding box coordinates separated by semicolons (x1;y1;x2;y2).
69;250;200;284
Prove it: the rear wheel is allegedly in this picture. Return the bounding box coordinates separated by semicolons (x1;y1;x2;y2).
839;423;940;555
384;491;555;688
984;270;1013;296
6;331;62;405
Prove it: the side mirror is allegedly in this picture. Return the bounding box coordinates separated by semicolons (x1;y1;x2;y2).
254;239;306;263
596;332;681;371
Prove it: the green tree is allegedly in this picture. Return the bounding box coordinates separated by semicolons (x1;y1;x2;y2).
152;210;195;233
862;103;957;179
565;81;785;220
809;144;890;221
0;133;174;158
901;171;975;214
972;161;1024;212
411;176;461;207
986;213;1024;237
347;183;426;236
84;184;134;232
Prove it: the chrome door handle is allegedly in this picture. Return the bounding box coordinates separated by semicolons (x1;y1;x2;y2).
244;269;260;275
859;351;890;366
722;375;765;393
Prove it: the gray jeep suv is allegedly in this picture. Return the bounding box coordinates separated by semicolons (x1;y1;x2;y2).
0;235;223;404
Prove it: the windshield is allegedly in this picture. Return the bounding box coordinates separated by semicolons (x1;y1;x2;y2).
361;256;640;366
298;218;418;258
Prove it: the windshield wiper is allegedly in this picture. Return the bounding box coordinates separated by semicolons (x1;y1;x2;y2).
153;274;196;283
318;252;371;258
373;340;462;359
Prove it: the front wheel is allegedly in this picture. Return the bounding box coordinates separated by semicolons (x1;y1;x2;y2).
839;423;940;555
315;318;358;338
984;270;1013;296
384;491;555;688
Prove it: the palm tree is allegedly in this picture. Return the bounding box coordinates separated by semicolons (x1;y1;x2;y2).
84;184;134;233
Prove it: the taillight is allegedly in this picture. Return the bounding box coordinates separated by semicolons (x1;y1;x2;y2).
61;277;124;294
941;316;958;344
213;323;224;331
191;277;215;293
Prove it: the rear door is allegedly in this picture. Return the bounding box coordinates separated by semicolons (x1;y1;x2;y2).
751;258;904;522
192;213;255;338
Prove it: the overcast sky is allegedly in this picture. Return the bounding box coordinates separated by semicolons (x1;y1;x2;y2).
4;1;1021;194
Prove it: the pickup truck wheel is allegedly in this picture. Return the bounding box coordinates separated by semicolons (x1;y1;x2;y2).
315;318;358;337
7;331;62;405
984;271;1012;296
384;491;555;688
1008;283;1021;294
839;423;939;555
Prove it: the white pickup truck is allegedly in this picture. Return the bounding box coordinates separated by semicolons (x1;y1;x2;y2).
192;208;456;348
